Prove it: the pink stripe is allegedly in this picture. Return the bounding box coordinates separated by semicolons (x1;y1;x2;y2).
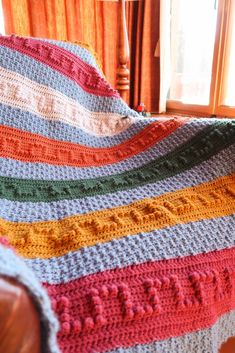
44;247;235;353
0;35;119;98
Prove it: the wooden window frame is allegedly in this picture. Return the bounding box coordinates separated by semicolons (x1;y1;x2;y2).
166;0;235;117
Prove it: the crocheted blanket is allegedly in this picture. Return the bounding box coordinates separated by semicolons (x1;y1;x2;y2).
0;35;234;353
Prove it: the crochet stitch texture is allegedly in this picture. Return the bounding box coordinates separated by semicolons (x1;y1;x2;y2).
0;34;234;353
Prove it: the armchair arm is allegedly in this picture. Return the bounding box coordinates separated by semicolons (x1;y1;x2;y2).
0;277;41;353
0;243;60;353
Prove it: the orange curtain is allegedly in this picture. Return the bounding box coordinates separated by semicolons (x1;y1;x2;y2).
2;0;160;111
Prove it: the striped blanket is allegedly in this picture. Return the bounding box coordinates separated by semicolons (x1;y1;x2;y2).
0;35;234;353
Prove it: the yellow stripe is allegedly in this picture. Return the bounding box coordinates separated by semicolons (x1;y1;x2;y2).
2;173;235;259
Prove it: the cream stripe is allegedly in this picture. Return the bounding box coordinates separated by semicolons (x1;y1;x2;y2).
0;67;134;136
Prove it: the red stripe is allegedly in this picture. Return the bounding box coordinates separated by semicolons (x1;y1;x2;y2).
44;247;235;353
0;118;186;167
0;35;118;97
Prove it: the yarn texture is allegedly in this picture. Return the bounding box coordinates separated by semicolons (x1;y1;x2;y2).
0;35;234;353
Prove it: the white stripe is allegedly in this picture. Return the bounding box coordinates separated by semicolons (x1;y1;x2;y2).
0;66;134;136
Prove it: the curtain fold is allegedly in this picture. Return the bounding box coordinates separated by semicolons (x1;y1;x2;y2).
1;0;160;111
128;0;160;111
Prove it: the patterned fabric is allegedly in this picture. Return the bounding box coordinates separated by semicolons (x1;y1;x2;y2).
0;34;234;353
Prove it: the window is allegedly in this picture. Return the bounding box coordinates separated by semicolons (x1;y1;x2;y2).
167;0;235;117
0;0;5;35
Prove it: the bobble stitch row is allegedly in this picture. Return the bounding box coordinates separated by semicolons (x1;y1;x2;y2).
89;287;107;328
2;125;230;202
163;201;176;213
2;181;233;250
209;191;223;205
118;283;135;320
70;285;119;332
225;186;235;198
130;210;142;223
143;209;163;222
54;295;97;335
212;270;225;300
189;272;206;305
169;275;185;307
10;260;235;339
111;214;125;227
57;296;72;335
223;267;233;296
175;197;194;215
144;279;162;314
23;38;38;53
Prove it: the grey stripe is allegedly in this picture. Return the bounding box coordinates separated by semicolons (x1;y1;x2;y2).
0;103;149;147
108;310;235;353
1;145;234;222
25;215;235;284
0;45;138;116
0;118;219;180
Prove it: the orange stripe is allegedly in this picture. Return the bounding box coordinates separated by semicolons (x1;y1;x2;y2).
0;118;186;167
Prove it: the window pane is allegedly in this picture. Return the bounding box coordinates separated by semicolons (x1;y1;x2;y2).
223;4;235;107
0;0;5;35
168;0;218;105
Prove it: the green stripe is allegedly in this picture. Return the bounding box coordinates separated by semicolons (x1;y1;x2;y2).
0;121;234;202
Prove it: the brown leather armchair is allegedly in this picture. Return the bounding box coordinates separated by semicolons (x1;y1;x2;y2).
0;277;41;353
220;338;235;353
0;276;234;353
